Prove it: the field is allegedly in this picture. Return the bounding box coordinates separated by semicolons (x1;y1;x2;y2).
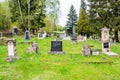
0;36;120;80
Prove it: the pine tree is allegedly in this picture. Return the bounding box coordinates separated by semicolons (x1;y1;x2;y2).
88;0;120;42
77;0;90;35
66;5;77;35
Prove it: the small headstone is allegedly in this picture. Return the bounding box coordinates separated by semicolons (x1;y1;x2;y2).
27;42;39;53
6;39;18;62
38;33;44;39
56;35;60;41
92;50;100;55
82;44;92;56
77;35;84;42
13;27;18;35
49;41;65;54
25;30;30;40
42;31;47;38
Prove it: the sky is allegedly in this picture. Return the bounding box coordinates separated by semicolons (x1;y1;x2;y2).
59;0;80;27
0;0;81;27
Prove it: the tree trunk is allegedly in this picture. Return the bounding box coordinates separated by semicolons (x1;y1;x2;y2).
114;30;119;42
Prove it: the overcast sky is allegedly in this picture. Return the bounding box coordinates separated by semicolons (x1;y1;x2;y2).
59;0;80;26
0;0;81;27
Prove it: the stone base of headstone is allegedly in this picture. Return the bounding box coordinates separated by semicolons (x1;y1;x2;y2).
104;52;119;56
92;50;100;55
49;51;65;54
6;54;18;62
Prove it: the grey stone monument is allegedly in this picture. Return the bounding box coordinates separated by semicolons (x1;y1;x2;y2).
101;27;110;53
6;39;18;62
27;42;39;53
72;26;77;44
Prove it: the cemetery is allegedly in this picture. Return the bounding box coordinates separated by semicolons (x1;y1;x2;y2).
0;0;120;80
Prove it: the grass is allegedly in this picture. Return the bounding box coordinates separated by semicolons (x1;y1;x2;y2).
0;36;120;80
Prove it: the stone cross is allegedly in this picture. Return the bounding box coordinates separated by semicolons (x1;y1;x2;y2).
6;39;18;62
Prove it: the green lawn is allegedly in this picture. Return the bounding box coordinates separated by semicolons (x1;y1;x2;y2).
0;36;120;80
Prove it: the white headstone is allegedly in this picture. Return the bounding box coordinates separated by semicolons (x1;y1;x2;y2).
6;39;18;62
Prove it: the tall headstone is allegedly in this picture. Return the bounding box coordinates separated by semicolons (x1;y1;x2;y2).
25;30;30;40
6;39;18;62
13;27;18;35
72;26;77;43
101;27;110;53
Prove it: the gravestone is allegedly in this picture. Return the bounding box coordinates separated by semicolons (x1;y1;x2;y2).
43;31;47;38
92;50;100;55
38;33;44;39
25;30;30;40
72;26;77;43
6;39;18;62
13;27;18;35
49;41;65;54
82;44;92;56
27;42;39;53
77;35;84;42
101;27;110;53
56;35;60;41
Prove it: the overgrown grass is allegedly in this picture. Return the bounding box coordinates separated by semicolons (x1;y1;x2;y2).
0;36;120;80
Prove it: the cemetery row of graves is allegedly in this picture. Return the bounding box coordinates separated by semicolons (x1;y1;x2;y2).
0;27;120;80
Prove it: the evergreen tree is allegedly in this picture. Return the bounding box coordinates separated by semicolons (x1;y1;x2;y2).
66;5;77;35
88;0;120;42
77;0;90;35
9;0;46;33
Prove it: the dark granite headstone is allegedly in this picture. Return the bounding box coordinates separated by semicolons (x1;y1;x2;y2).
39;33;43;38
49;41;65;54
25;30;30;40
13;27;18;35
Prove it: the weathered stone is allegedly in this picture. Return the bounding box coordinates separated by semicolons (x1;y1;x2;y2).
27;42;39;53
82;44;92;56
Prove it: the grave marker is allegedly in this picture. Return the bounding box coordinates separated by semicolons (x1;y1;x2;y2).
25;30;30;40
6;39;18;62
49;41;65;54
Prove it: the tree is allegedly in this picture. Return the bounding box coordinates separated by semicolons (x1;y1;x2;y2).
77;0;91;35
88;0;120;42
0;1;11;30
45;0;60;32
9;0;46;34
66;5;77;35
